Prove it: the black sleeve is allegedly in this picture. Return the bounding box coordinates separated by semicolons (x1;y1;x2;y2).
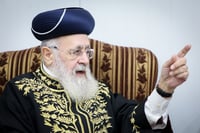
0;81;35;133
109;92;151;132
110;93;173;133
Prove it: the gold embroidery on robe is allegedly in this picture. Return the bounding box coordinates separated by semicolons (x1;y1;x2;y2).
130;105;140;133
15;68;112;133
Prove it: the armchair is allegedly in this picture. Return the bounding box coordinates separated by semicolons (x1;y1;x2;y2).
0;38;158;101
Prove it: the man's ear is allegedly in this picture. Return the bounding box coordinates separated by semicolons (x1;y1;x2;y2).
41;46;54;66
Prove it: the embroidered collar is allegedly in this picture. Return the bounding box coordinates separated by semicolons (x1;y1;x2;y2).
34;65;64;91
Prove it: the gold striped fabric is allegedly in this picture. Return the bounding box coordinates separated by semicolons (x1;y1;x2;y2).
90;39;158;101
0;39;158;101
0;46;41;94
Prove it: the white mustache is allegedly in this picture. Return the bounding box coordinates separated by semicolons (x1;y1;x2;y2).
74;64;87;72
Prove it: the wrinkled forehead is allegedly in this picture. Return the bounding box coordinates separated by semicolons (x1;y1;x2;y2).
56;34;90;49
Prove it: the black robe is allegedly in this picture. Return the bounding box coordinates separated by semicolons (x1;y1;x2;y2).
0;66;172;133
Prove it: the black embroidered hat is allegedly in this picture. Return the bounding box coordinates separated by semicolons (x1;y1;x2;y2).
31;7;95;41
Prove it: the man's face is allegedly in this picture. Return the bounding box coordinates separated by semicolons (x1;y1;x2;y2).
47;34;98;102
55;34;91;78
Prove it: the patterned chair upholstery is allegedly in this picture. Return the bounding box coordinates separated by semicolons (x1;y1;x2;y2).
0;38;158;101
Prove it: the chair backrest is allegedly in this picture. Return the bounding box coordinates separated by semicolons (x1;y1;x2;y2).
0;38;158;101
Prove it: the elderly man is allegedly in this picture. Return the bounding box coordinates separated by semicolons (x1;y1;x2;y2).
0;7;191;133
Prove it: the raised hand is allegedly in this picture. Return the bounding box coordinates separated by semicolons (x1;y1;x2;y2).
158;44;192;93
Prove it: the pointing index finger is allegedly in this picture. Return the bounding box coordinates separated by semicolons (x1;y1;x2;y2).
177;44;192;58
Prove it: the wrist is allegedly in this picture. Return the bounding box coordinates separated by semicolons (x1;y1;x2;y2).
156;84;173;98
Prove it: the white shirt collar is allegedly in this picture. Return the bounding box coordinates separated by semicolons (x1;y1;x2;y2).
42;63;57;78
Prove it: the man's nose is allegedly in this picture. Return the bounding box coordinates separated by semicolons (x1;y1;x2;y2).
78;52;90;65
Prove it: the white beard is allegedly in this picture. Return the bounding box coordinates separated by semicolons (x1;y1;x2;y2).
48;54;98;102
